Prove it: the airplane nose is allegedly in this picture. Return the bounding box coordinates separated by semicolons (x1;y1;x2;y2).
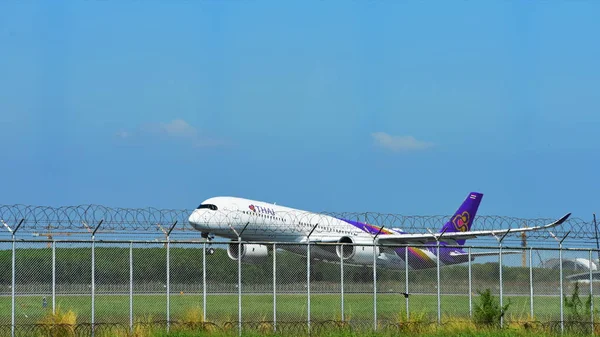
188;210;208;231
188;210;199;225
188;210;202;230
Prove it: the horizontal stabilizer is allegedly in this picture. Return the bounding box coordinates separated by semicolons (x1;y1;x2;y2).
449;251;522;257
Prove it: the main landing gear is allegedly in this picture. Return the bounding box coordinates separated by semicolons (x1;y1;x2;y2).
201;232;215;255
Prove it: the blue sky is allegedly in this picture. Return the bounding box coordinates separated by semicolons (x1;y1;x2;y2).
1;1;599;220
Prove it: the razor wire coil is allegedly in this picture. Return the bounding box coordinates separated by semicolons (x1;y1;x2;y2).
0;204;592;240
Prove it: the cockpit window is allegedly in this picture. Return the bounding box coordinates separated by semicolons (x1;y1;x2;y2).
197;204;218;211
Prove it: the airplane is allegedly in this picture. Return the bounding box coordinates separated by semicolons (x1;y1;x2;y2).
187;192;571;270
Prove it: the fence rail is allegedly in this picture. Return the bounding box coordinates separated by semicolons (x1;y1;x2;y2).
1;239;600;337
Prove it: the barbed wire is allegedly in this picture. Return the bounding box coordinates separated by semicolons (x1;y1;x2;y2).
0;204;593;240
0;320;591;337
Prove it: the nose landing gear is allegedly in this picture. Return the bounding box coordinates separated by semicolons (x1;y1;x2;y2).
201;232;216;255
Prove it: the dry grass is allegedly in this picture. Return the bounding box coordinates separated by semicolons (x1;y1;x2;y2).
37;305;77;337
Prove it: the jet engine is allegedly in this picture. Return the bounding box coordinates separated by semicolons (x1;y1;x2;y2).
227;241;269;262
335;236;379;265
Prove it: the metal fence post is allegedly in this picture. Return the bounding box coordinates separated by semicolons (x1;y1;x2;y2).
590;249;594;334
405;246;409;320
203;242;207;322
529;248;534;320
273;243;277;332
549;230;569;334
436;241;441;325
91;237;95;336
493;229;510;329
238;240;242;337
305;224;318;333
166;239;170;332
430;228;446;326
52;240;56;315
340;243;344;322
373;242;377;331
307;242;311;332
468;247;472;318
11;236;15;337
91;220;103;337
129;242;133;333
559;246;564;333
8;219;23;337
372;226;384;331
499;245;503;328
165;221;176;333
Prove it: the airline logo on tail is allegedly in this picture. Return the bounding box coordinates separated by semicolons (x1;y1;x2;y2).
438;192;482;244
452;211;470;232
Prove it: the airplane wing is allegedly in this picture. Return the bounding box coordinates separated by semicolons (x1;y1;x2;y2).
375;212;571;245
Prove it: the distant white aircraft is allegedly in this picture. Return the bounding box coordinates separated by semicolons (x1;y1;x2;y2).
188;193;570;270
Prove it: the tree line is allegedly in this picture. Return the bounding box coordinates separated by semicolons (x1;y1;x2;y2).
0;246;560;285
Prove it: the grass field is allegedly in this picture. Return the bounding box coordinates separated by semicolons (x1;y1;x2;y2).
146;331;596;337
0;292;592;326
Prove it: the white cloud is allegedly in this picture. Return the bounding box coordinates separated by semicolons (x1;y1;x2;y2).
119;119;226;148
371;132;433;152
159;119;197;138
115;130;130;139
141;119;197;139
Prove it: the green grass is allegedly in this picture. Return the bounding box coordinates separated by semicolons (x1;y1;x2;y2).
0;293;594;326
149;330;598;337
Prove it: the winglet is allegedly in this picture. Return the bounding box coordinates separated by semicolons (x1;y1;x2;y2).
545;213;571;229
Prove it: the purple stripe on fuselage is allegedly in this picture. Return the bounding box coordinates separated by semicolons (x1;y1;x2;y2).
337;218;398;235
337;218;468;269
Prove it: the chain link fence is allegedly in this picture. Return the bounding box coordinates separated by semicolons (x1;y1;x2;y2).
1;239;600;336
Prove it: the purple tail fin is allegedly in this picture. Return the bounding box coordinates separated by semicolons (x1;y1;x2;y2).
439;192;483;245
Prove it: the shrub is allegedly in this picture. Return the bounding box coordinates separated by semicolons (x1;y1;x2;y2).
473;289;510;328
564;281;593;322
37;305;77;337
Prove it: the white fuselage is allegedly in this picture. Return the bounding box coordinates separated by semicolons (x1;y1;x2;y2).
187;196;445;270
188;196;375;242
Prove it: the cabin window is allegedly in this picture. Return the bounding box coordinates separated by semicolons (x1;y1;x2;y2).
197;204;218;211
